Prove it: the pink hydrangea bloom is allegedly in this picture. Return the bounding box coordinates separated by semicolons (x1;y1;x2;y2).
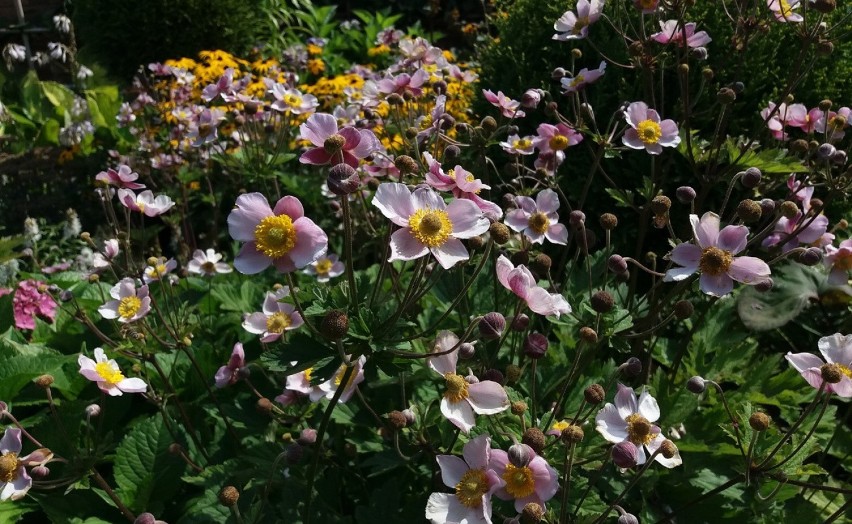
482;89;525;119
825;239;852;285
425;434;504;524
0;428;53;501
596;384;683;468
553;0;604;41
214;342;246;388
428;331;509;433
187;249;233;276
423;153;503;220
117;189;175;217
489;446;559;512
298;113;381;168
622;101;681;154
561;61;607;93
505;189;569;245
785;333;852;397
242;288;303;342
78;347;147;396
95;164;145;189
11;280;57;330
98;277;151;323
496;255;572;317
533;123;583;154
372;183;490;269
304;253;345;282
650;20;712;48
227;193;328;274
664;212;771;296
767;0;803;23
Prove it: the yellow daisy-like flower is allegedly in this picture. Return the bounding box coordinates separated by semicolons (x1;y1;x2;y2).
307;59;325;76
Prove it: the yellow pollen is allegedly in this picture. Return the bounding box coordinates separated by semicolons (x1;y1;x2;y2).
315;258;333;275
333;365;357;388
266;312;292;334
95;361;125;386
569;75;585;88
136;202;146;212
254;215;297;258
699;246;733;276
513;138;532;149
409;208;453;248
549;134;570;151
118;296;142;319
304;367;313;382
838;364;852;379
636;120;662;144
148;264;168;279
625;413;653;446
454;468;489;508
0;453;19;483
502;463;536;498
778;0;793;17
551;420;570;433
444;373;470;403
528;212;550;235
284;94;302;107
573;17;589;34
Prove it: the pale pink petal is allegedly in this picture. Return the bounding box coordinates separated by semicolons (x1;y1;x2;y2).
243;312;269;334
545;224;568;245
595;404;629;443
615;383;638;419
287;218;328;269
717;225;749;254
436;455;468;488
299;148;333;165
463;434;491;471
625;102;649;127
117;377;147;393
692;212;720;249
831;377;852;397
670;242;702;269
535;189;560;214
273;196;304;220
413;187;446;211
441;397;476;433
373;183;415;227
817;334;852;366
98;300;120;319
467;381;510;414
637;389;660;422
0;428;22;454
622;129;646;150
234;243;272;274
699;273;734;296
505;209;531;232
495;255;514;290
428;331;459;375
389;229;429;262
431;239;469;269
228;193;273;242
664;266;696;282
446;199;489;238
300;113;337;146
727;256;770;284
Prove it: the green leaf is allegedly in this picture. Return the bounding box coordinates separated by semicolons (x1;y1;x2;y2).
737;263;820;330
113;417;186;514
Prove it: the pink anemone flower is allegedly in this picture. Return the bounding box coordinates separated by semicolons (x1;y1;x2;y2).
214;342;246;388
482;89;525;119
825;239;852;285
143;257;177;283
314;356;367;403
786;333;852;397
428;331;509;433
187;249;232;276
98;277;151;323
372;183;490;269
227;193;328;274
489;446;559;512
595;384;683;468
533;123;583;154
496;255;572;317
504;189;569;245
785;104;822;133
622;101;681;154
304;253;345;282
553;0;604;41
377;69;429;96
298;113;380;168
499;134;536;156
118;189;175;217
426;434;504;524
78;347;147;396
0;428;53;501
664;212;770;296
270;86;318;115
242;288;303;342
650;20;712;48
561;61;607;93
423;153;503;220
95;165;145;189
768;0;803;23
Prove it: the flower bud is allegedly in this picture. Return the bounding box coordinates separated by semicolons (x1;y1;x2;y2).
736;200;762;223
742;167;762;188
523;333;548;359
673;300;694;320
622;357;642;377
468;235;486;250
608;254;628;274
521;89;543;109
386;411;408;430
611;441;639;468
686;376;706;394
569;210;586;228
402;408;417;425
599;213;618;230
676;186;696;203
256;398;274;414
508;443;534;468
510;401;528;416
779;201;799;219
530;254;552;276
85;404;101;418
790;139;809;153
482;368;505;385
479;312;505;340
60;290;74;302
34;374;54;388
218;486;240;507
579;326;598;344
521;427;546;454
505;364;522;384
285;443;304;464
297;428;318;445
323;134;346;156
561;425;584;444
511;313;530;331
618;513;640;524
520;502;544;523
30;465;50;478
327;164;361;195
691;46;708;60
814;0;836;13
732;81;745;94
717;87;736;104
749;412;771;431
511;250;530;266
480;116;497;133
489;223;511;244
387;93;404;106
394;155;418;175
320;310;349;340
701;67;714;80
590;290;615;313
799;247;823;266
584;383;605;404
817;143;836;160
659;439;678;459
135;514;157;524
821;363;843;384
458;342;476;359
551;67;567;80
817;40;834;55
444;144;461;160
754;278;773;292
432;80;448;94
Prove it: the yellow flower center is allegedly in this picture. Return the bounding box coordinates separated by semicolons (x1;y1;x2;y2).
201;261;216;273
699;246;733;276
0;453;20;483
569;75;585;88
315;258;334;275
136;202;146;213
625;413;654;446
838;363;852;379
778;0;793;17
266;312;292;334
95;361;125;386
454;468;489;508
528;212;550;235
573;17;589;35
549;134;570;151
513;138;533;149
304;367;313;382
502;463;536;498
118;296;142;319
254;215;297;258
551;420;570;433
284;94;302;107
636;120;662;144
444;373;470;403
333;365;357;388
409;208;453;248
148;264;168;279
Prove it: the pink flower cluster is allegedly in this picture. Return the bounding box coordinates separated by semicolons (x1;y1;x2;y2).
6;280;57;331
761;103;849;141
